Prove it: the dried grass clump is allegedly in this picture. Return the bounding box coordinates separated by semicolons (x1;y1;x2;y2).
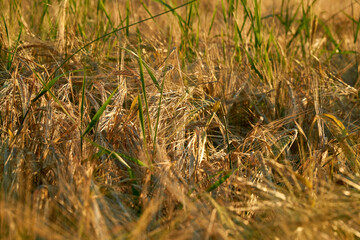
1;0;360;239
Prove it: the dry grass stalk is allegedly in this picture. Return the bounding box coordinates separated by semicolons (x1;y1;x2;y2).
1;0;360;239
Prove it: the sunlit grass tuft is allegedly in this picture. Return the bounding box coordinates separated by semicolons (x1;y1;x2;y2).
1;0;360;239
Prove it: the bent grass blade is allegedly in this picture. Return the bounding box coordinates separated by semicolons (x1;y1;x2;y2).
85;137;148;168
81;85;119;138
32;71;69;103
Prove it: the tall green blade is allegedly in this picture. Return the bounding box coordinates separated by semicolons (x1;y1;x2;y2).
81;85;119;137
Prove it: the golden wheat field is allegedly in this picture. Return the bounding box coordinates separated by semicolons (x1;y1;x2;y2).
1;0;360;239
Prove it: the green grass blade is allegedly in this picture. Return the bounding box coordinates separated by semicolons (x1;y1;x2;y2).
186;1;193;28
244;48;263;80
154;0;186;33
276;3;300;35
206;169;235;192
116;46;162;90
187;170;224;196
31;71;69;103
30;70;74;122
154;0;186;25
220;103;232;169
77;23;87;40
85;138;143;199
39;0;50;27
153;72;165;154
81;85;119;137
85;137;149;168
140;0;154;19
138;48;152;140
1;15;9;45
14;69;76;140
227;0;235;19
234;13;247;43
98;0;114;29
355;20;360;43
139;0;164;32
80;73;86;127
127;170;140;198
143;63;160;90
80;71;87;153
126;0;130;36
343;12;360;43
88;139;130;169
221;0;227;24
253;0;262;47
138;94;148;149
319;19;340;51
208;1;218;36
